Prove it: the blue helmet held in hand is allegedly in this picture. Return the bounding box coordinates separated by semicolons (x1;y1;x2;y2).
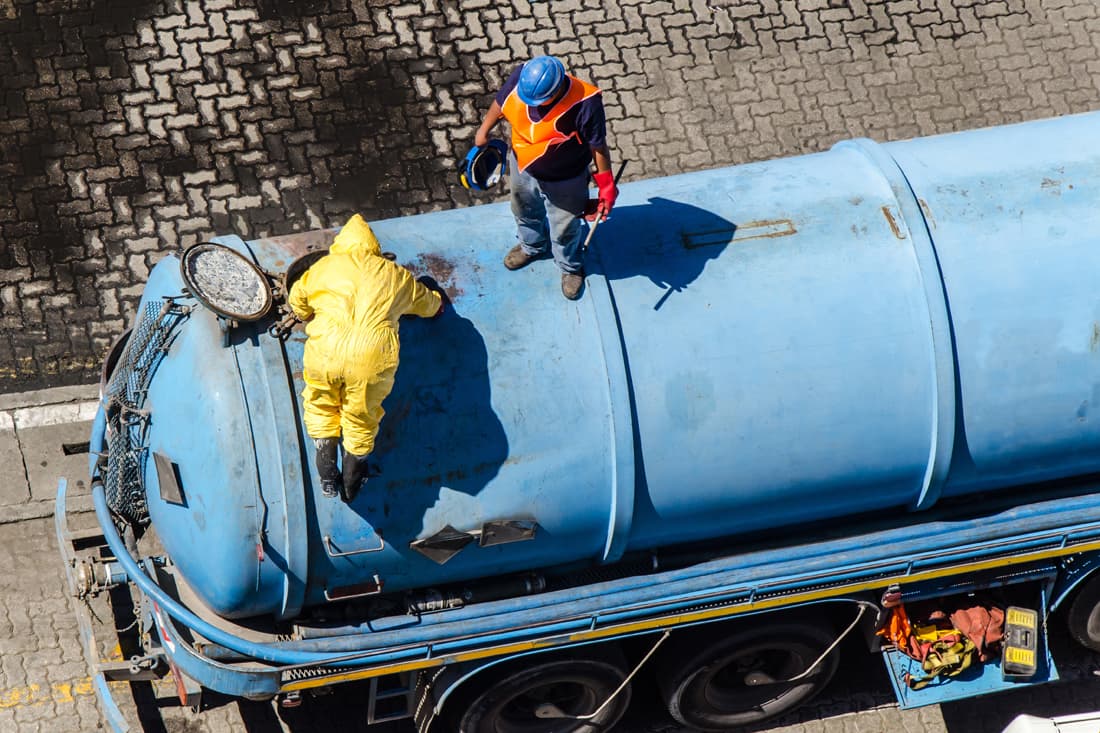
459;139;509;192
517;56;566;106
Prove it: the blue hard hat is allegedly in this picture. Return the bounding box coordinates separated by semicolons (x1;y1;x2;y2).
517;56;566;106
459;139;509;191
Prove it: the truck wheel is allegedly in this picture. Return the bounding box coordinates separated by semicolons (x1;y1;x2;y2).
450;656;631;733
656;622;839;731
1066;571;1100;651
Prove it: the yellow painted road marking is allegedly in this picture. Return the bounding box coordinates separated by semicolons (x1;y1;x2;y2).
0;676;150;711
0;648;135;710
0;679;96;709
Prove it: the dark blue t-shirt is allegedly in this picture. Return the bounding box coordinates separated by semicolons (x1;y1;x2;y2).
496;66;607;181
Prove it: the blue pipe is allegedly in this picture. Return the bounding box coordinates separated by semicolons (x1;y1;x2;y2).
92;482;339;666
232;484;1100;655
96;471;1100;666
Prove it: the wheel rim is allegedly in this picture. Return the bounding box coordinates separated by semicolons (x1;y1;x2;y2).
1085;603;1100;643
493;678;599;732
456;659;631;733
700;646;812;713
659;625;840;729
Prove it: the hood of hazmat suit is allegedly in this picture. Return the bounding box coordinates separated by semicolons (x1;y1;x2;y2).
288;214;442;455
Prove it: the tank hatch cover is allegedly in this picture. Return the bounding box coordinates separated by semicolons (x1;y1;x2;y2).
180;242;273;321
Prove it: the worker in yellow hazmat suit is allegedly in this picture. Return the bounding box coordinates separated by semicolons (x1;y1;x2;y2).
289;214;443;502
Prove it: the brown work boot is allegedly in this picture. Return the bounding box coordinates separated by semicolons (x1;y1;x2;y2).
561;270;585;300
504;244;541;271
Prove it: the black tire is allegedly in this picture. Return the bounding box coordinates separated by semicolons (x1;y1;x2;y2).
451;656;632;733
656;622;839;731
1066;571;1100;651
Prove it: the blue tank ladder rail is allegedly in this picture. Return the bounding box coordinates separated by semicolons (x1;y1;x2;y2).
172;504;1100;689
131;471;1100;673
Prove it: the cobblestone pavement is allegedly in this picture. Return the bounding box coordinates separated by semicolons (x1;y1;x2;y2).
1;0;1099;390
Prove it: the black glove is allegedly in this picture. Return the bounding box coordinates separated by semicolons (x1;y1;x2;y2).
417;275;449;317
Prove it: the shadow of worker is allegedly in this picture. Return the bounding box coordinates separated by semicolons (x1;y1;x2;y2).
586;196;736;310
346;296;509;532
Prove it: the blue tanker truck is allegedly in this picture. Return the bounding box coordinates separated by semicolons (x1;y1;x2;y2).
58;109;1100;731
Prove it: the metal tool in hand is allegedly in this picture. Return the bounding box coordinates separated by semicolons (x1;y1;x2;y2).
581;159;629;252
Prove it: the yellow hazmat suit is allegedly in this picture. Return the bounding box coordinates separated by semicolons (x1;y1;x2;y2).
289;214;442;456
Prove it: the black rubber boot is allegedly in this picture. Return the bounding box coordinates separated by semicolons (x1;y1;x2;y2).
314;438;341;499
341;449;369;503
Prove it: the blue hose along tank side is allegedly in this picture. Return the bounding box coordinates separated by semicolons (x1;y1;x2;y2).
131;111;1100;619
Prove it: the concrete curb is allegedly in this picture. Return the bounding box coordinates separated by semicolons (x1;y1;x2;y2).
0;384;98;411
1;383;99;524
0;494;95;526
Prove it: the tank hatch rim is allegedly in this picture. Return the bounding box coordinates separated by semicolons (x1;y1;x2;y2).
180;242;274;321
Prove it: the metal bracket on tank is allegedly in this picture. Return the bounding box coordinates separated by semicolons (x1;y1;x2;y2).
479;519;538;547
323;534;385;558
410;520;539;565
323;574;384;601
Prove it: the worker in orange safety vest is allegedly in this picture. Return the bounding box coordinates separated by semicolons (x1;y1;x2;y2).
474;55;618;300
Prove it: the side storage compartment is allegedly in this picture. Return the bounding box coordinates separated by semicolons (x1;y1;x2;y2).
880;574;1057;709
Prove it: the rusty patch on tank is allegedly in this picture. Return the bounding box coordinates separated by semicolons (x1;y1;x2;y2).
404;253;464;300
418;253;454;281
1041;178;1062;195
703;219;796;248
881;206;905;240
917;199;936;229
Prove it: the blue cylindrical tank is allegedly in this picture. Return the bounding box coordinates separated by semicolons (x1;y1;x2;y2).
120;112;1100;619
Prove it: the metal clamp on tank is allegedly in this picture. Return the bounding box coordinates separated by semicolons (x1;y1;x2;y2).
72;557;129;599
267;248;331;341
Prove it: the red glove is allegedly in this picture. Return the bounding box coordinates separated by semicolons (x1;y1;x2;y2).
593;170;618;220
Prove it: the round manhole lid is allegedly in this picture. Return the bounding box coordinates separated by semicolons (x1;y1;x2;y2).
180;243;273;321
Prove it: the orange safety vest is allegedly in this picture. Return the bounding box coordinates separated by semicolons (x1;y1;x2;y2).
501;75;601;173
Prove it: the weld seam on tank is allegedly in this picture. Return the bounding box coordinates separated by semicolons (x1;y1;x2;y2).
258;311;311;620
584;269;636;564
834;138;956;511
212;233;311;620
229;337;268;600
